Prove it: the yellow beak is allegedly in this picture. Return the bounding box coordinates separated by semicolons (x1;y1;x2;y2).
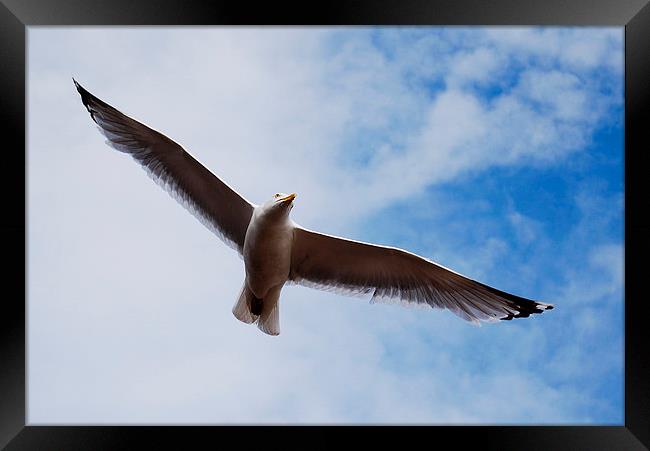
280;193;297;203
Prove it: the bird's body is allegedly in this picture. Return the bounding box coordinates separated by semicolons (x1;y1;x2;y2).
244;202;294;299
235;200;295;334
74;79;554;336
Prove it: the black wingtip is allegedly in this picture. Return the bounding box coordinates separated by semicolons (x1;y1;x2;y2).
72;79;111;124
475;281;554;322
73;80;97;125
73;78;92;102
499;300;555;321
73;78;88;103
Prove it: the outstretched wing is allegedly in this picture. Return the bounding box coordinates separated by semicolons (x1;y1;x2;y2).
290;227;553;323
74;79;254;254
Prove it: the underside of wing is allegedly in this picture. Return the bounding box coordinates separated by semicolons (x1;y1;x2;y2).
290;226;553;323
74;79;255;254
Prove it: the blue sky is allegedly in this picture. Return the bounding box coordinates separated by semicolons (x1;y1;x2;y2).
28;27;623;424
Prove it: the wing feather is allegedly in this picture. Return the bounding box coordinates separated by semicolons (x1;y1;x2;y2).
74;79;254;254
290;226;553;323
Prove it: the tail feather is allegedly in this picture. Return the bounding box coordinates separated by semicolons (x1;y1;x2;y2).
232;283;283;336
257;285;282;336
232;284;258;324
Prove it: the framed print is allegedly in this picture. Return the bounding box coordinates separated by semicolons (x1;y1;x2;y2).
2;0;649;449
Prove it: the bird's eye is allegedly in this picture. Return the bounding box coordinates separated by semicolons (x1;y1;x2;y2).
274;193;281;198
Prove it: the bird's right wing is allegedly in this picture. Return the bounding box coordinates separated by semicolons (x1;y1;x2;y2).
74;79;255;254
289;227;553;323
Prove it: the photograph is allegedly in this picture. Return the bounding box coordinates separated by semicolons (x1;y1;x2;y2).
27;26;624;425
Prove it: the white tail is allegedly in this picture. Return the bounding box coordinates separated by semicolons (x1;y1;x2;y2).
232;283;283;336
257;285;282;336
232;284;258;324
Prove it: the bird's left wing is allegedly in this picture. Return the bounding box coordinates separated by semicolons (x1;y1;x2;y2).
289;227;553;323
74;80;255;254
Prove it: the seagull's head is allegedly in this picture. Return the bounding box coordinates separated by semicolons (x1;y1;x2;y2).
262;192;297;218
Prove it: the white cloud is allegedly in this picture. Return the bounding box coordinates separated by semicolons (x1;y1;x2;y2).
508;210;541;245
516;70;589;121
483;27;623;73
446;47;506;88
590;243;624;288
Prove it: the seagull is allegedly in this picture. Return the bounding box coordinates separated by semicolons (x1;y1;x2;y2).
74;79;553;336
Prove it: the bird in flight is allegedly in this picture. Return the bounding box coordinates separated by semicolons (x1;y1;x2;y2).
74;79;553;336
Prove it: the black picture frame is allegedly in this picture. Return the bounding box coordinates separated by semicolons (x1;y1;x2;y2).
2;0;648;449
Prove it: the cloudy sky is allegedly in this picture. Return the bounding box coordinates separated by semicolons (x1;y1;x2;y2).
27;27;624;424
